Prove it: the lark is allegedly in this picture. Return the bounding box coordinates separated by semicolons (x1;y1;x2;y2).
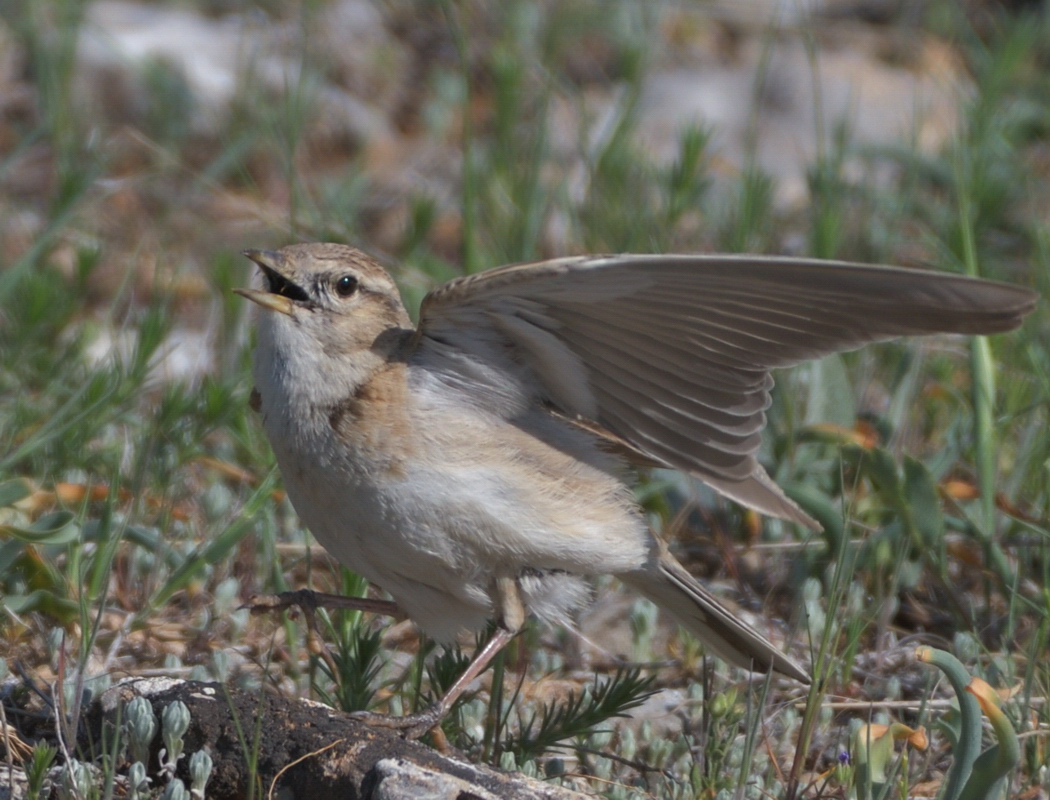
237;243;1035;736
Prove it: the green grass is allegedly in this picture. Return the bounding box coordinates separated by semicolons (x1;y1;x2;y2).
0;0;1047;797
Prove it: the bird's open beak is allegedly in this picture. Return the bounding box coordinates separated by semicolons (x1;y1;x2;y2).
235;249;298;316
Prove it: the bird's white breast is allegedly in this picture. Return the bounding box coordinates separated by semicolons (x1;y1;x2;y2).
252;317;651;640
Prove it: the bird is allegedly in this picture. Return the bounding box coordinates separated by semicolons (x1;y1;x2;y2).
236;243;1036;737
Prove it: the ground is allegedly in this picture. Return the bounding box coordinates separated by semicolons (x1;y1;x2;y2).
0;1;1047;798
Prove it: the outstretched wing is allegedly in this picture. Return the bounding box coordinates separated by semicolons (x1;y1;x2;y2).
415;255;1036;530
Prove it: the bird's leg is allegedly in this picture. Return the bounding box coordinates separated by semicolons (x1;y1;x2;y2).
244;589;402;677
351;575;525;740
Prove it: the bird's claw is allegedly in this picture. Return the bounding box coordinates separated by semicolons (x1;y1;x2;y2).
349;706;444;740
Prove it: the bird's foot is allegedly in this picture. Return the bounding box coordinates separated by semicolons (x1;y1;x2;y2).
350;706;446;741
242;588;400;617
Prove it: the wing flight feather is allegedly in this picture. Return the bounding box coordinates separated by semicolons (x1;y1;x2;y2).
416;255;1036;529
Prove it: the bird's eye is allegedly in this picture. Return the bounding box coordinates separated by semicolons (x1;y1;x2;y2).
334;275;359;298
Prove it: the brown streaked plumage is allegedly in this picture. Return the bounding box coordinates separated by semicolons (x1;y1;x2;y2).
237;242;1037;737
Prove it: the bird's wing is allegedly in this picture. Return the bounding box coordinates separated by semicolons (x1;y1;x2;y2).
415;255;1036;530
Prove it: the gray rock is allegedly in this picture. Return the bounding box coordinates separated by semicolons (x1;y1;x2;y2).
75;1;397;146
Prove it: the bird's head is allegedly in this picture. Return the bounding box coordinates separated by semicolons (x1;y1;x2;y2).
236;243;413;405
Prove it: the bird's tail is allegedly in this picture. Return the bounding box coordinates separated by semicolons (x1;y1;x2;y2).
619;556;810;684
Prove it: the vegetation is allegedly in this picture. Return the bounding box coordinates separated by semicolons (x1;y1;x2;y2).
0;0;1046;797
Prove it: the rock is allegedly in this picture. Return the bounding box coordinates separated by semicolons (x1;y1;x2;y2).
638;33;964;207
77;1;255;132
551;25;965;211
0;765;28;800
75;1;397;148
87;677;592;800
